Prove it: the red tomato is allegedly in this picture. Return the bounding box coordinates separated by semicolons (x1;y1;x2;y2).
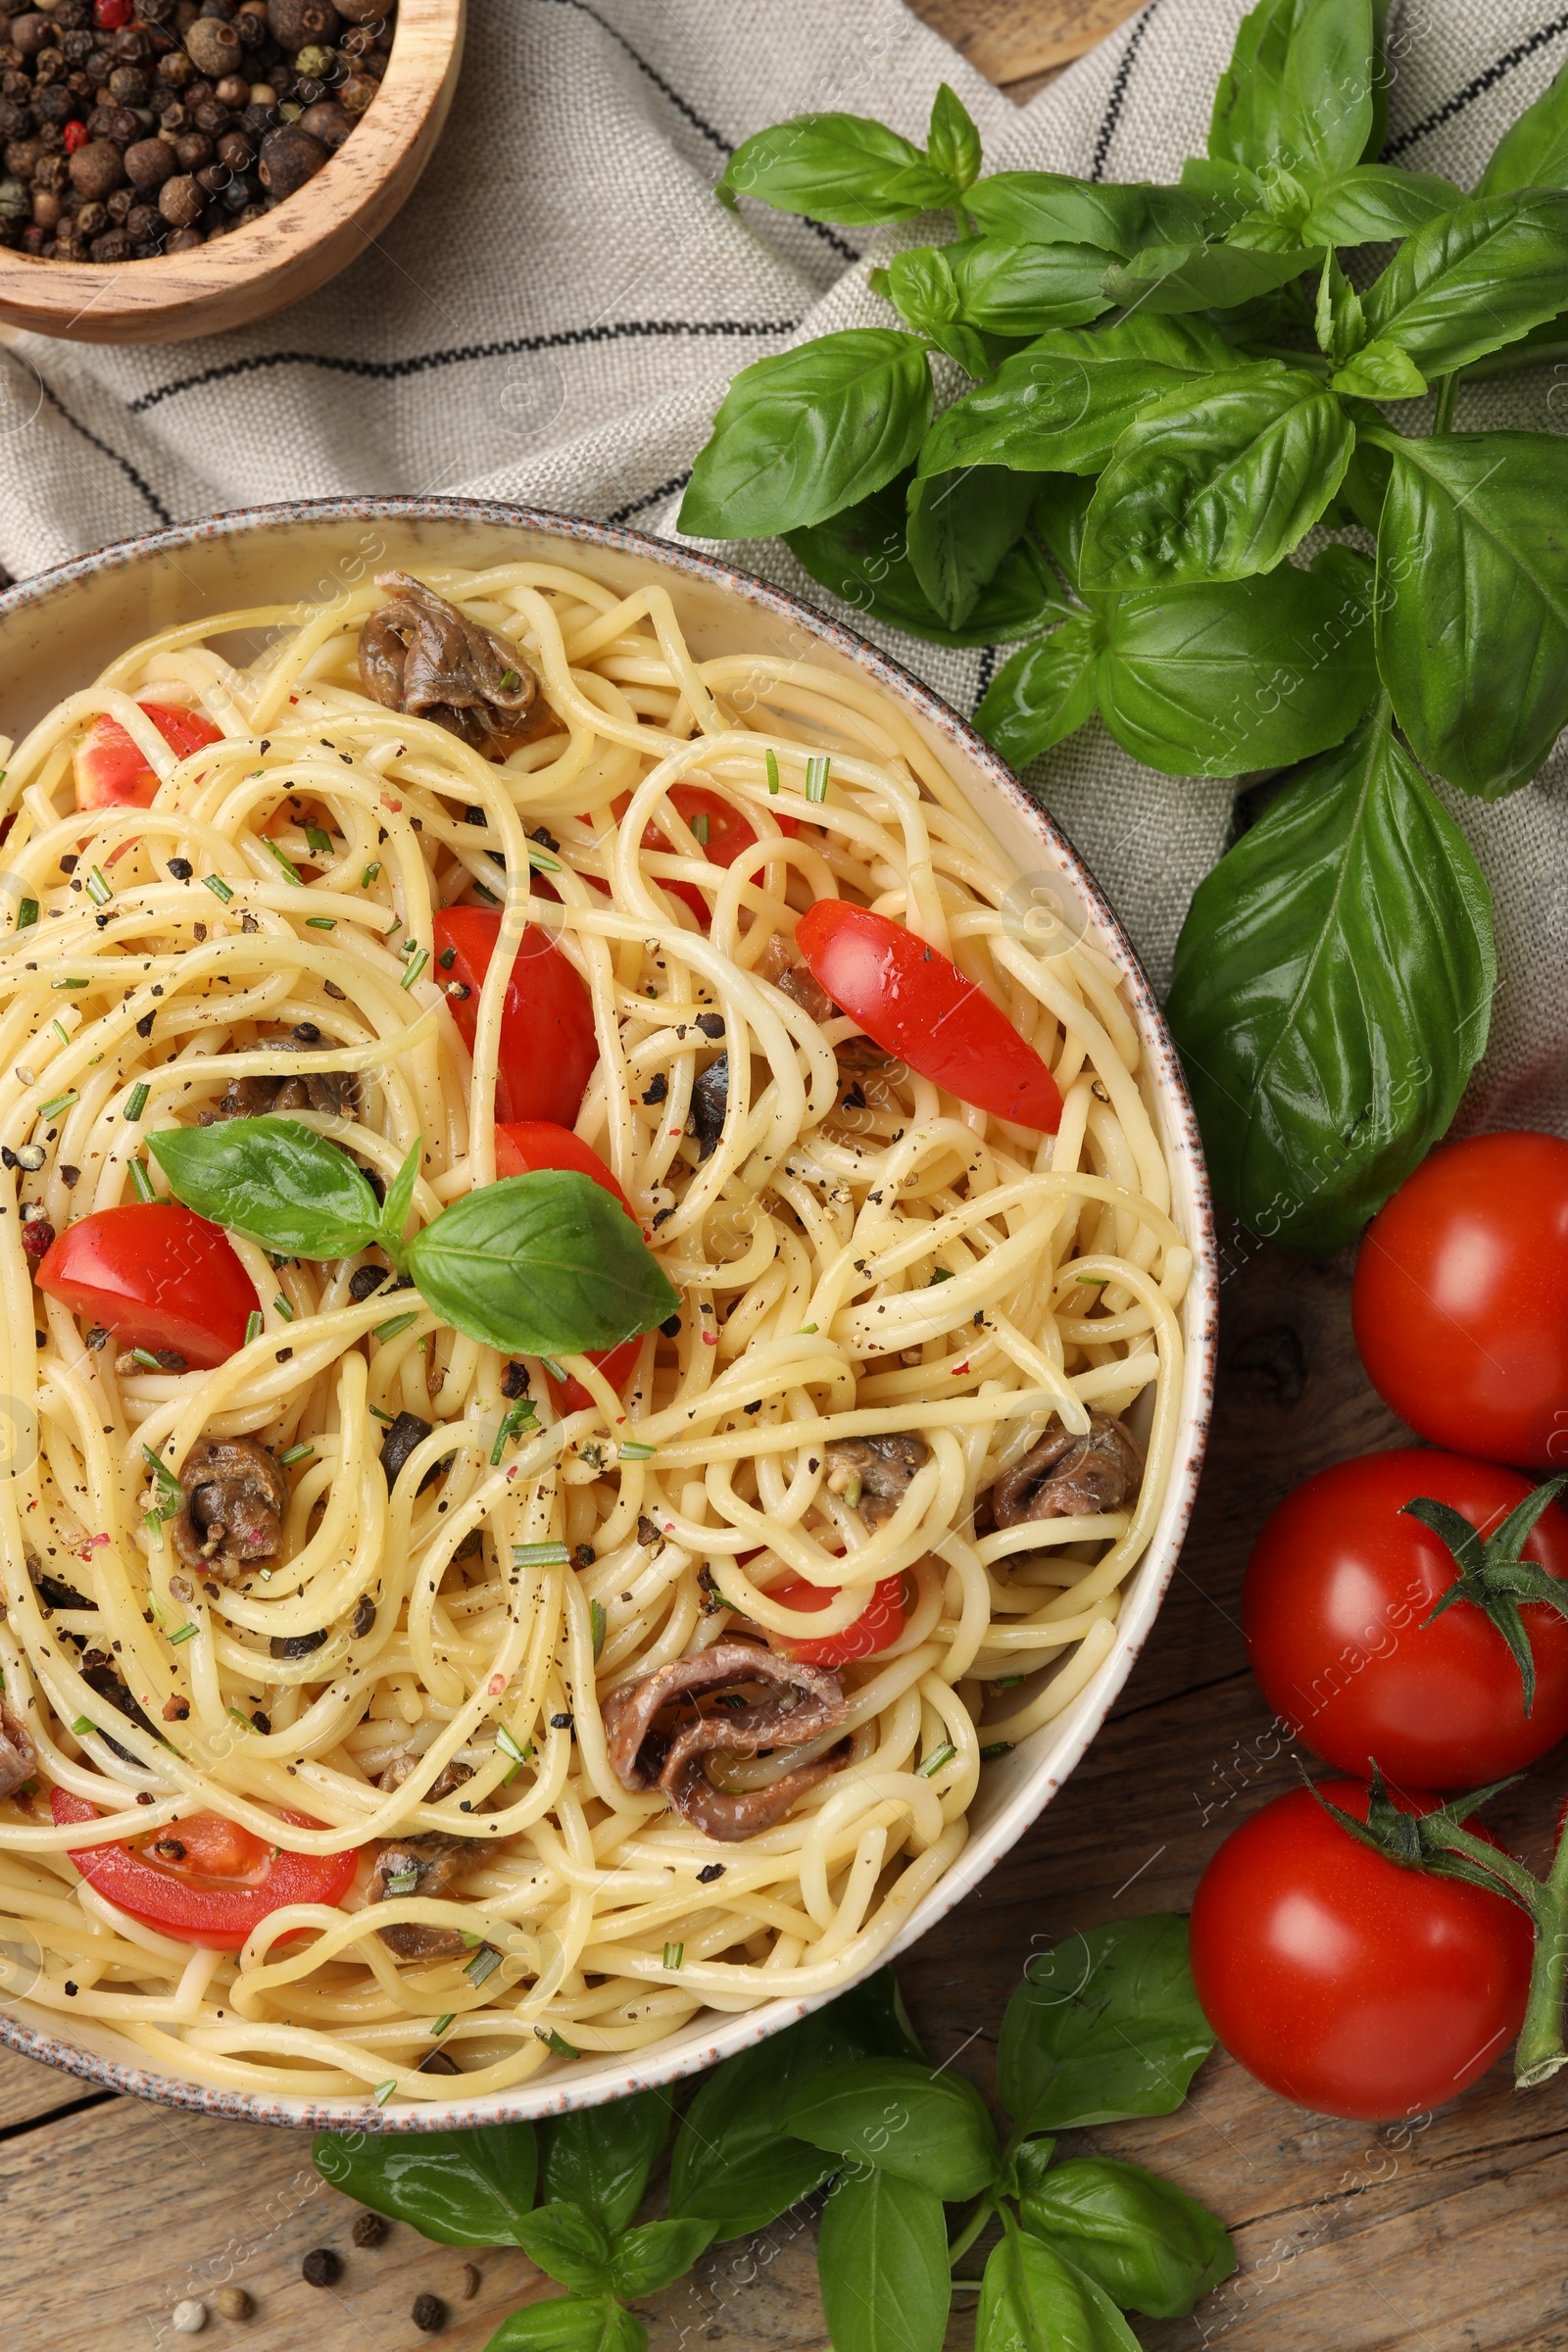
36;1203;257;1369
1190;1779;1533;2121
74;702;222;812
1244;1448;1568;1788
435;907;599;1127
494;1119;643;1413
643;786;799;925
795;900;1062;1133
767;1572;907;1666
1353;1132;1568;1472
52;1788;359;1952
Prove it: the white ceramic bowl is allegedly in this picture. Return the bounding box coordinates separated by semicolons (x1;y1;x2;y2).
0;499;1216;2129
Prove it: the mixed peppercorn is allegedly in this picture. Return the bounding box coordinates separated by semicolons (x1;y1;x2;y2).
0;0;396;263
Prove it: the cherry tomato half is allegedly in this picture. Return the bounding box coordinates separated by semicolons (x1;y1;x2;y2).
766;1571;907;1667
643;786;799;924
1190;1780;1532;2122
494;1119;643;1413
435;906;599;1127
74;701;222;812
795;900;1062;1133
1244;1447;1568;1788
1353;1132;1568;1472
36;1202;257;1369
52;1788;359;1951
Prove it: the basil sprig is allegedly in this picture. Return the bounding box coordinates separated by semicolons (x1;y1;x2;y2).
313;1923;1231;2352
676;0;1568;1256
149;1117;677;1361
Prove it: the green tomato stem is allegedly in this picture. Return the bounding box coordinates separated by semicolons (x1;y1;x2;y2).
1515;1807;1568;2087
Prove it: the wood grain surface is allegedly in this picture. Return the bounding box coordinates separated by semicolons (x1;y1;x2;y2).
3;7;1562;2351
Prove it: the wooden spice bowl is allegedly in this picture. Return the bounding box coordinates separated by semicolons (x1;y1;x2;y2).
0;0;465;345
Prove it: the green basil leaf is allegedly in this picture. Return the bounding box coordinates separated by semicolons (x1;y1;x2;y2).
1330;338;1427;400
817;2167;951;2352
609;2217;716;2298
974;617;1100;767
948;236;1113;334
1020;2158;1237;2319
1010;2135;1057;2198
964;172;1201;256
921;318;997;379
1302;163;1461;245
313;2120;536;2246
378;1134;421;1261
1098;549;1377;777
884;244;959;331
906;465;1035;628
1208;0;1376;185
1457;310;1568;381
997;1917;1213;2134
539;2088;670;2236
1362;190;1568;374
1178;153;1264;233
405;1171;677;1357
786;474;1065;649
679;330;933;539
1079;367;1353;590
1478;56;1568;197
1226;206;1310;253
1034;471;1099;581
514;2203;614;2295
717;113;956;224
485;2296;645;2352
1369;425;1568;799
1314;251;1365;366
152;1115;380;1259
667;1966;922;2240
977;2227;1140;2352
782;2057;1001;2202
1168;705;1495;1254
926;82;981;197
917;314;1235;480
1101;236;1322;315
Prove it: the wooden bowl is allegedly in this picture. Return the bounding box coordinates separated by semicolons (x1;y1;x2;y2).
0;0;465;345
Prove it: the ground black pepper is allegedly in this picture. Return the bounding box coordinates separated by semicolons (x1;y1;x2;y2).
0;0;398;261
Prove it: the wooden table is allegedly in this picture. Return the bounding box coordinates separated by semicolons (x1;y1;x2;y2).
7;8;1564;2349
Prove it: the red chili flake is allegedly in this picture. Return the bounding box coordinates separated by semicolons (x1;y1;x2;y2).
950;1359;970;1375
94;0;133;24
63;120;89;153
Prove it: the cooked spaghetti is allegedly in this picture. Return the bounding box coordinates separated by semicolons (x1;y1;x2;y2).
0;555;1189;2103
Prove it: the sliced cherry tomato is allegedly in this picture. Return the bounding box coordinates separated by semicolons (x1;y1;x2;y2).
74;701;222;812
1353;1132;1568;1472
1244;1446;1568;1788
795;900;1062;1133
643;786;799;925
494;1119;643;1412
35;1202;257;1370
767;1571;907;1666
1190;1779;1532;2121
51;1788;359;1951
435;907;599;1127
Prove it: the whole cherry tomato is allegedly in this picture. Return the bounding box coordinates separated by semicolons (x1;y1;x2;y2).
35;1202;257;1368
766;1570;908;1666
1352;1131;1568;1472
795;900;1062;1132
1244;1447;1568;1787
74;702;222;812
53;1788;358;1951
434;906;598;1126
494;1119;643;1413
1190;1780;1533;2122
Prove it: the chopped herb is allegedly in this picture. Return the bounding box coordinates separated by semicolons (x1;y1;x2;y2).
129;1158;157;1202
916;1741;956;1779
372;2080;397;2107
305;825;334;857
490;1397;538;1465
400;947;430;991
277;1442;316;1467
38;1090;76;1116
534;2026;579;2059
360;862;381;889
690;810;710;847
244;1309;263;1346
795;1323;818;1335
261;837;304;886
499;669;521;691
765;749;780;797
437;946;457;970
991;1674;1025;1689
619;1441;657;1461
539;1355;565;1383
928;1266;956;1285
369;1403;396;1424
373;1311;419;1342
50;1019;70;1047
471;882;501;907
49;980;86;995
203;874;234;904
123;1082;149;1122
305;916;336;931
495;1724;531;1765
513;1543;568;1568
806;754;831;804
466;1943;504;1988
273;1295;294;1322
84;866;111;907
430;2013;456;2037
591;1599;607;1660
72;1715;96;1738
384;1865;419;1896
979;1740;1014;1761
17;899;37;929
662;1941;684;1970
527;846;560;873
142;1445;184;1498
227;1707;253;1733
131;1348;162;1372
169;1622;198;1646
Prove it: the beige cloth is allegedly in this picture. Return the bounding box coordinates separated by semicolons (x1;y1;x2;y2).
0;0;1564;1128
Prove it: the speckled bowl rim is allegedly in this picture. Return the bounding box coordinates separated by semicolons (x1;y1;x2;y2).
0;496;1217;2130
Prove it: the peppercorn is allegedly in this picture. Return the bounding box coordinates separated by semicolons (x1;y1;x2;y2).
334;0;383;19
66;130;120;193
172;124;205;161
161;215;198;242
33;80;77;120
212;65;243;101
335;66;370;110
268;0;335;44
411;2295;446;2336
12;18;55;60
300;2249;340;2289
87;219;126;254
156;44;191;79
192;155;221;186
350;2210;388;2248
124;194;160;238
213;2286;253;2322
182;14;238;75
27;178;56;220
293;93;341;143
103;173;130;212
289;35;327;72
105;60;145;100
218;162;251;203
212;121;244;162
0;171;24;211
254;114;316;192
123;130;172;182
189;93;227;130
156;164;196;217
